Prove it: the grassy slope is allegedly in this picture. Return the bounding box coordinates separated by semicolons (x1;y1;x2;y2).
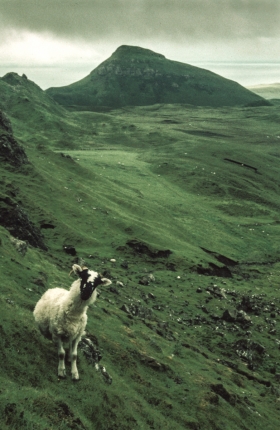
1;76;280;428
46;45;265;109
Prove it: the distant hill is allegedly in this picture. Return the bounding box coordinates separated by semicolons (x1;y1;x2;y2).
247;83;280;100
0;72;65;120
46;45;267;110
0;72;88;149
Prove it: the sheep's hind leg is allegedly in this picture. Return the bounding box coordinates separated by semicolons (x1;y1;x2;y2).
70;337;80;381
57;337;66;378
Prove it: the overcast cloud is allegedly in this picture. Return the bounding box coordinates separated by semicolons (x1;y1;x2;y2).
1;0;279;41
0;0;279;88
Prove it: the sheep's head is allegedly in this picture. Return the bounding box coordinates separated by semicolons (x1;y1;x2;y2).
71;264;112;301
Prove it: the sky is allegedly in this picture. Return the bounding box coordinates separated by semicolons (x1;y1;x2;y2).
0;0;279;89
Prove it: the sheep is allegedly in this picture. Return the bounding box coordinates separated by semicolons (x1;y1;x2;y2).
33;264;111;380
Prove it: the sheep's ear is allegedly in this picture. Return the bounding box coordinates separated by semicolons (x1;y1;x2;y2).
101;277;112;286
70;264;83;276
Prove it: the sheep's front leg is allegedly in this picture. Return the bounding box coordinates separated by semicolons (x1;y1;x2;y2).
68;341;73;363
57;337;66;378
70;337;81;380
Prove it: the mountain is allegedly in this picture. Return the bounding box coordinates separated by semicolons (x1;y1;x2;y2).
0;72;98;149
46;45;267;110
0;72;64;118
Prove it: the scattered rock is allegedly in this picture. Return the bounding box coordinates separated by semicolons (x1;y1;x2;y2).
40;223;55;230
60;153;74;161
80;336;112;384
234;339;266;369
139;353;169;371
10;237;28;256
239;295;261;314
120;260;129;269
222;309;237;322
142;293;149;302
63;245;77;256
6;298;15;305
109;286;119;295
99;365;112;385
139;276;150;286
121;303;153;319
80;337;102;364
149;340;163;353
32;275;47;288
155;321;176;341
120;304;131;314
206;285;227;299
211;384;237;406
166;262;176;271
236;310;252;325
222;309;251;326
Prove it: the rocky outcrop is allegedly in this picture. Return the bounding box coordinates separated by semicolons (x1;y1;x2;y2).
0;110;47;250
0;110;28;168
126;239;172;258
0;196;47;250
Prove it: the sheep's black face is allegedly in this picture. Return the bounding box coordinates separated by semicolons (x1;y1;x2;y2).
79;269;103;301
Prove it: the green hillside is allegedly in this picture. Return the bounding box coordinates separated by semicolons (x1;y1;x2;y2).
46;45;267;110
1;72;280;429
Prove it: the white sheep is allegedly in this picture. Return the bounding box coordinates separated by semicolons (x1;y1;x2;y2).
33;264;111;380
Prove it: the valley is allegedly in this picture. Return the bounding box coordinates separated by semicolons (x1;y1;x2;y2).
1;65;280;429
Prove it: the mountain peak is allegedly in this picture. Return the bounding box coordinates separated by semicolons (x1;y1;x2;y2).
2;72;42;91
3;72;27;85
111;45;165;60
